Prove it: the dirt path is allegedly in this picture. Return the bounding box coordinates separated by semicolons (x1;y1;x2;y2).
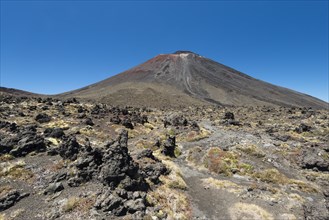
174;119;293;219
177;161;238;220
175;120;242;219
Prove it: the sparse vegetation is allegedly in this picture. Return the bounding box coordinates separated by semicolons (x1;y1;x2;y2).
174;146;182;157
229;202;274;220
0;160;33;181
0;154;14;162
203;147;238;176
48;159;66;172
237;144;265;158
252;168;287;184
203;147;254;176
252;169;319;193
62;196;80;212
202;177;244;194
46;137;60;146
288;179;318;193
47;120;71;129
135;139;156;150
238;163;254;175
167;128;176;136
0;185;13;197
156;152;187;190
146;185;191;219
179;128;211;142
187;146;203;165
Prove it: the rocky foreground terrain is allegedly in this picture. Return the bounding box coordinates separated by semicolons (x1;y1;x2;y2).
0;94;328;219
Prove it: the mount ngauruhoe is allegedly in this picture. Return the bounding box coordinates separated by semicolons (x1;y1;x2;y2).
59;51;327;108
2;51;327;108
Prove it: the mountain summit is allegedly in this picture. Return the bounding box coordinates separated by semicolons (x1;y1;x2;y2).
61;51;328;108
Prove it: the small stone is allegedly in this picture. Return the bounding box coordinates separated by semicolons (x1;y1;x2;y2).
84;118;94;126
125;198;146;213
224;112;235;120
44;182;64;195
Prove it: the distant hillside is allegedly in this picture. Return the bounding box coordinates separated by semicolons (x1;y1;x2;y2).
0;87;41;97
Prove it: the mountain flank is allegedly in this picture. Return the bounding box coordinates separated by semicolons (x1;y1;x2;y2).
59;51;328;109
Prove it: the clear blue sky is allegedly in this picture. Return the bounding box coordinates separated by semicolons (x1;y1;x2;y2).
1;1;328;102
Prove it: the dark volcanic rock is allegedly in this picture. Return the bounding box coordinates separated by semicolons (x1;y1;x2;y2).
303;202;329;220
0;189;29;211
120;176;148;191
77;113;86;119
0;121;10;129
29;106;37;111
0;125;35;155
91;104;107;115
77;106;85;113
67;131;151;193
95;187;148;217
162;135;176;157
227;120;241;126
84;118;94;126
222;112;241;126
21;124;37;136
121;108;129;115
64;98;79;104
295;123;312;133
10;134;46;157
0;189;20;211
164;115;188;127
0;116;166;218
136;149;157;160
99;131;146;190
67;144;103;186
94;190;126;216
58;136;80;160
118;129;128;147
0;137;16;154
50;172;67;183
44;127;65;138
224;112;235;120
139;163;167;184
124;198;146;213
47;147;59;156
275;135;291;142
153;139;161;148
300;149;329;172
190;121;200;131
41;106;49;110
122;118;134;129
136;149;168;183
35;113;51;123
110;116;121;124
43;182;64;195
131;113;148;125
66;130;157;217
0;121;17;132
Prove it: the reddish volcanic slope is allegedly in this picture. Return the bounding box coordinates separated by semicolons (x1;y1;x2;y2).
61;51;328;108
